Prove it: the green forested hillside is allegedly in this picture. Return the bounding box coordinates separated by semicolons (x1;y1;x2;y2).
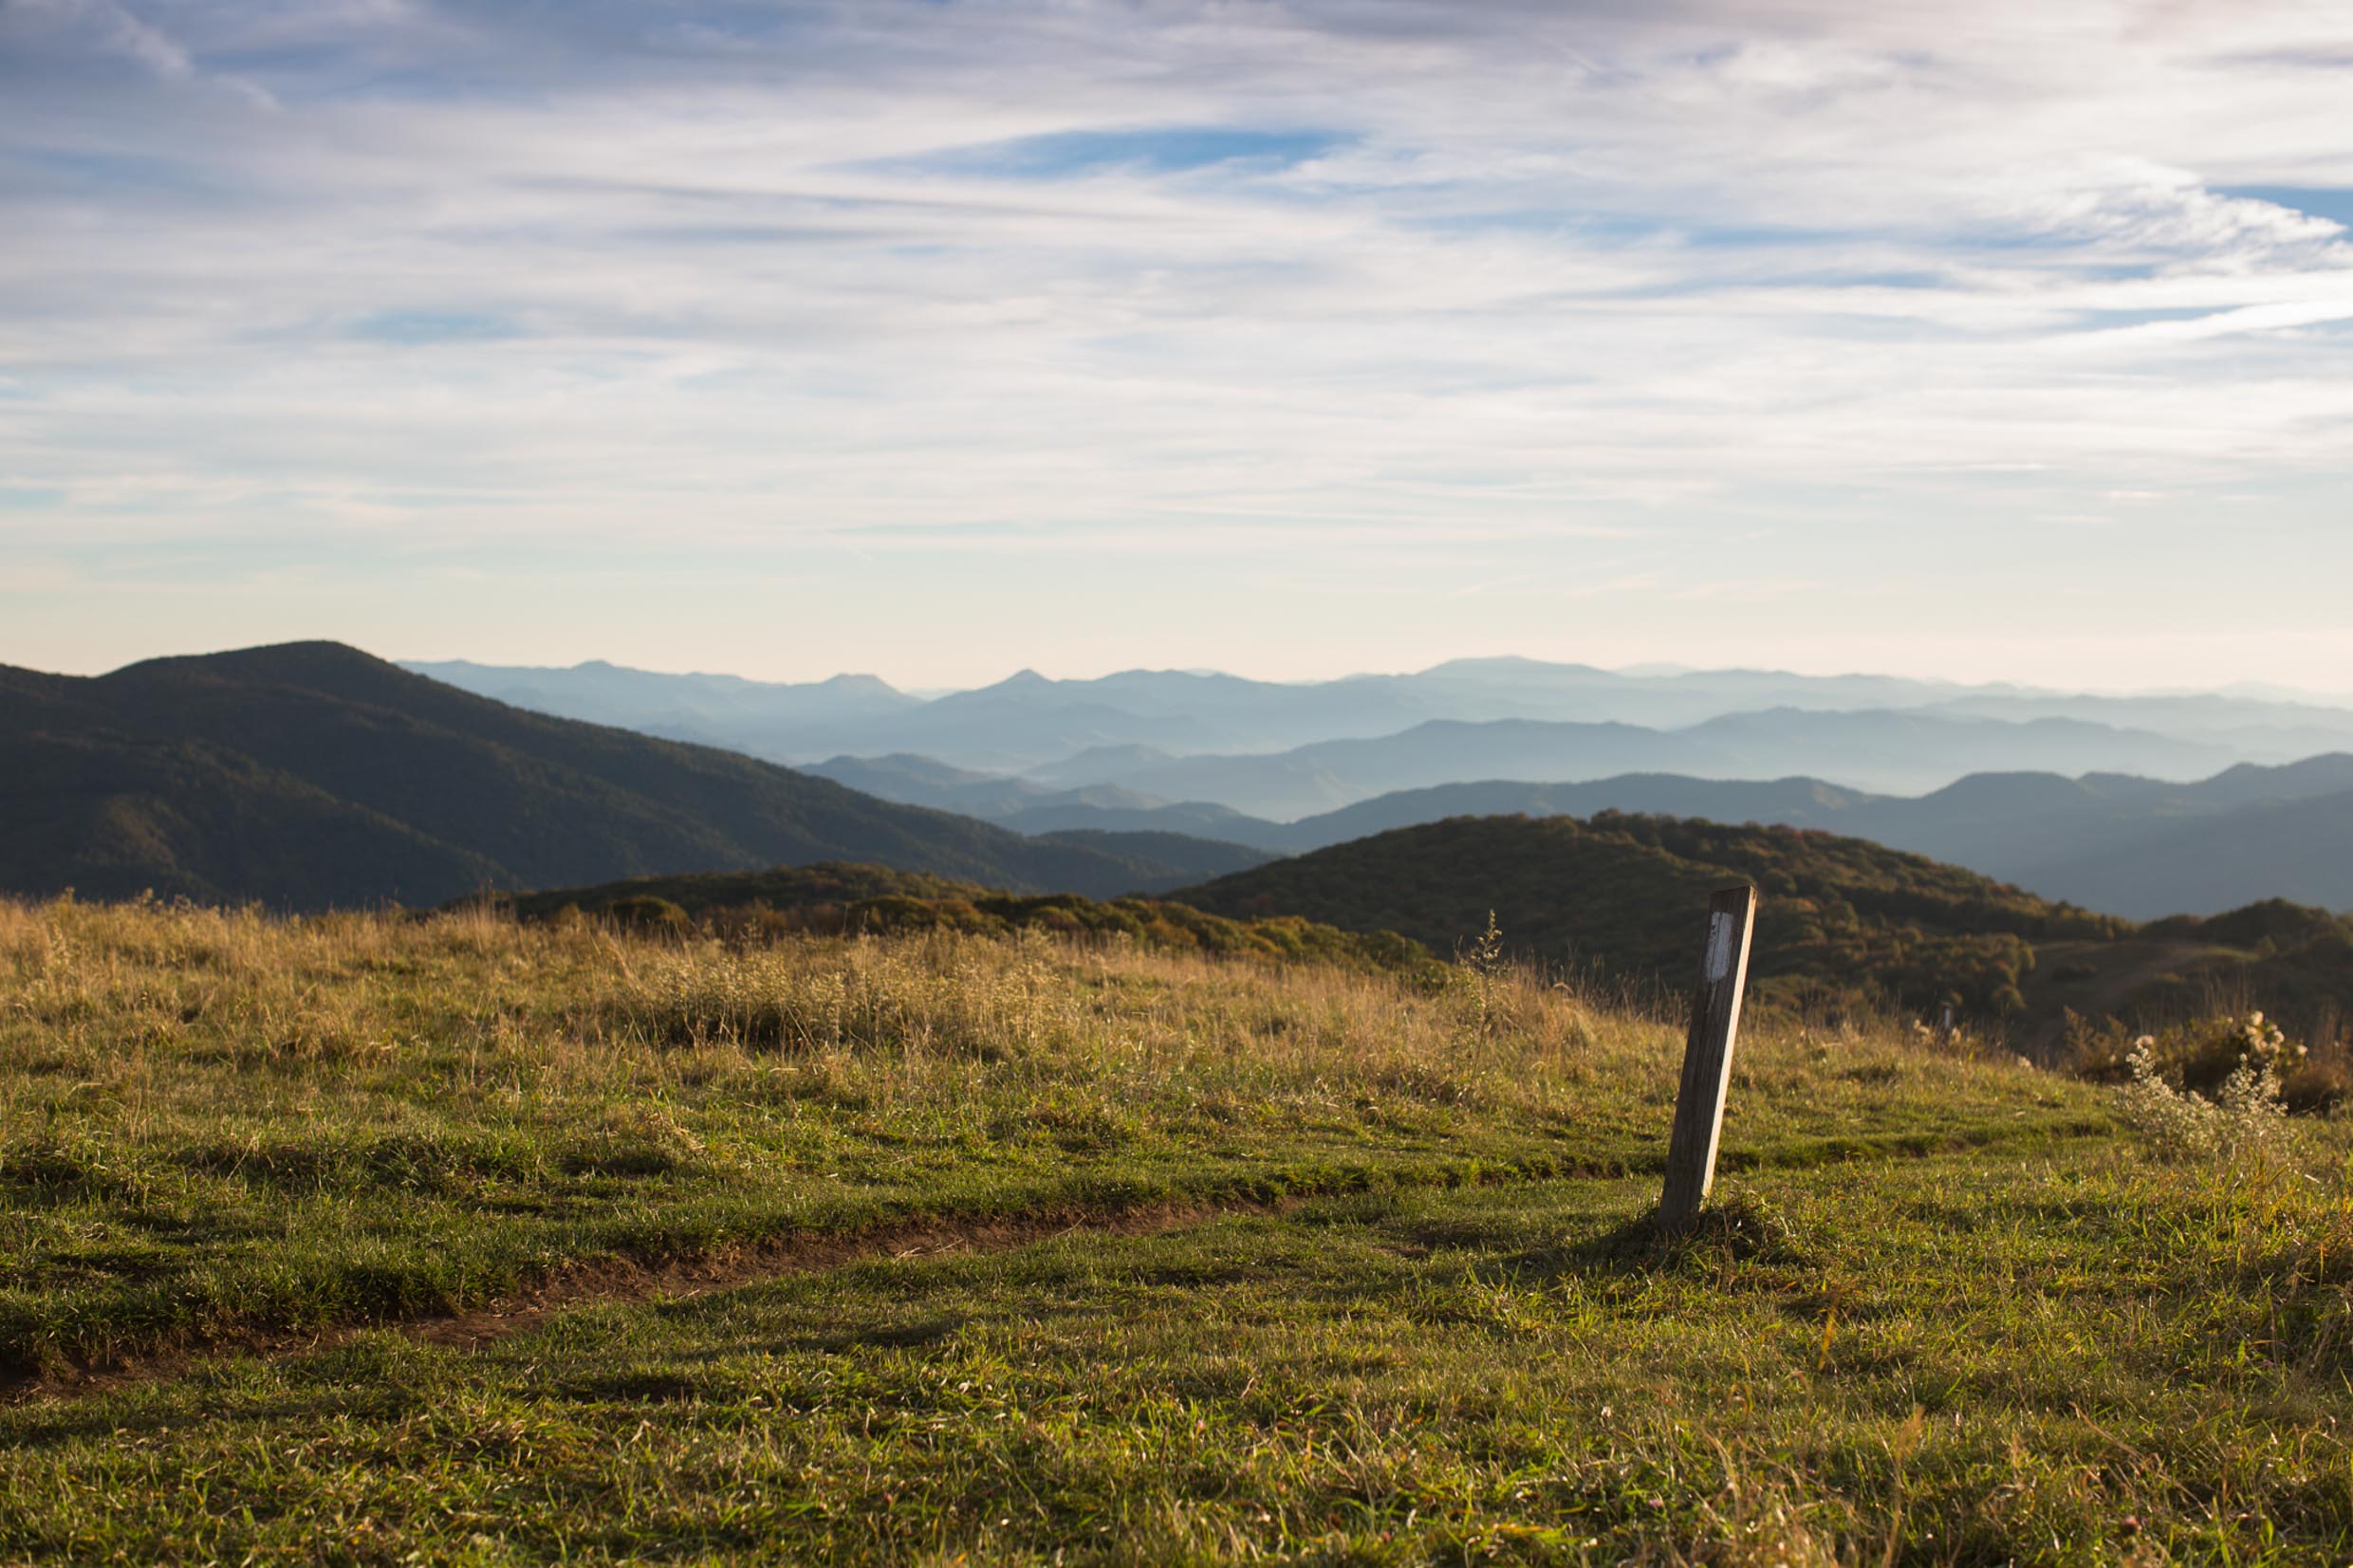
1177;812;2353;1038
0;644;1268;910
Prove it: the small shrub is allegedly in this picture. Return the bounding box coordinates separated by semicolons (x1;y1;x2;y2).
600;896;691;934
1458;910;1507;1040
2069;1009;2307;1099
2114;1034;2288;1162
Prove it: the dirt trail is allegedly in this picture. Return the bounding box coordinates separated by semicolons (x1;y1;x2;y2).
4;1194;1302;1410
7;1116;2108;1410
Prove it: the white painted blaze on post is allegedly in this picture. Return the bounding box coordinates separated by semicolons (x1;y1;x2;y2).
1703;910;1736;983
1658;885;1760;1230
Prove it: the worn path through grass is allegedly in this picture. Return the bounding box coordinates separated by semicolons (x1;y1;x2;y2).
9;1140;2353;1563
1;899;2093;1384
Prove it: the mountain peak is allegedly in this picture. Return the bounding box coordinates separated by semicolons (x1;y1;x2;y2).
820;673;902;694
6;645;1263;909
109;639;401;687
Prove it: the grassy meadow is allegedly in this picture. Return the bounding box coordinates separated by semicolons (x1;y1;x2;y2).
2;895;2348;1562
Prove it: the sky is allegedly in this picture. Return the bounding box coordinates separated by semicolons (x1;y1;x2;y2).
3;0;2351;692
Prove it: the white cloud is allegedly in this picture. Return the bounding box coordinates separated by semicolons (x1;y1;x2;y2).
2;0;2350;684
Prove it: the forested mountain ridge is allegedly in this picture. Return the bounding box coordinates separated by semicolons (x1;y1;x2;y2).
0;644;1269;909
1174;813;2353;1042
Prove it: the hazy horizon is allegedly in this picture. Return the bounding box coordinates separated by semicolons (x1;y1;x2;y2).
26;639;2344;708
400;650;2353;706
9;638;2353;707
6;2;2351;690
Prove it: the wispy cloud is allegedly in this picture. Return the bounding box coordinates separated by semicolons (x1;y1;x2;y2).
2;0;2350;686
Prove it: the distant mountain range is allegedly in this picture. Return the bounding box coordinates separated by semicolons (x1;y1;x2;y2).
398;654;2353;919
806;753;1271;844
12;642;2351;1043
19;645;2344;921
1251;759;2353;919
995;710;2251;816
0;644;1269;910
407;655;2353;780
806;752;2353;919
403;657;921;760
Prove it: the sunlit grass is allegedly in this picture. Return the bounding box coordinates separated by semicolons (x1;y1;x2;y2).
9;895;2322;1560
0;895;2090;1376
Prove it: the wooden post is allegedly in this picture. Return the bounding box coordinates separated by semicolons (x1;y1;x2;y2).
1658;884;1759;1230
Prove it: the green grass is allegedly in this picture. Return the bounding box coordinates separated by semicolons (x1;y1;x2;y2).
4;896;2347;1561
0;897;2089;1380
8;1149;2353;1562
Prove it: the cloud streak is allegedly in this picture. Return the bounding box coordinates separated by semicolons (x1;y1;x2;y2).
2;0;2350;686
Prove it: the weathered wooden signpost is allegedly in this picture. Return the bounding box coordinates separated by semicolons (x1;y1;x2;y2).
1658;884;1760;1230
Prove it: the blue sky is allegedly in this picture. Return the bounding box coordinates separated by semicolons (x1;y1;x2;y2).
3;0;2351;692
